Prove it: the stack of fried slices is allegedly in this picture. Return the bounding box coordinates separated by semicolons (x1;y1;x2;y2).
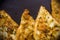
0;0;60;40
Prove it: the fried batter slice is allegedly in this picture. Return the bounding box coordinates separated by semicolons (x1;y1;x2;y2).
51;0;60;23
34;6;60;40
0;10;18;40
16;9;35;40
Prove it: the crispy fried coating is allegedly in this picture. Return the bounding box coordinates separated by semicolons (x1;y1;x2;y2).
0;10;18;40
16;9;35;40
34;6;60;40
51;0;60;23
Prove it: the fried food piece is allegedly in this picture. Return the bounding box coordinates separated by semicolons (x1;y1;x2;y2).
16;9;35;40
34;6;60;40
0;10;18;40
51;0;60;23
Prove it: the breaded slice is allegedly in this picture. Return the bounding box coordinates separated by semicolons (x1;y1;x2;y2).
51;0;60;23
0;10;18;40
16;9;35;40
34;6;60;40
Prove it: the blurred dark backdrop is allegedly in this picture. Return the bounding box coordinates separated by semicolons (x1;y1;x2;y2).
0;0;51;24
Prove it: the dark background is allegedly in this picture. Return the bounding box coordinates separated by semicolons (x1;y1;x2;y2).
0;0;51;24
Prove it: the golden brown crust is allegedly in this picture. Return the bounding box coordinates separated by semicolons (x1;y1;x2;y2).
16;9;35;40
0;10;18;40
34;6;60;40
51;0;60;23
0;10;18;28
